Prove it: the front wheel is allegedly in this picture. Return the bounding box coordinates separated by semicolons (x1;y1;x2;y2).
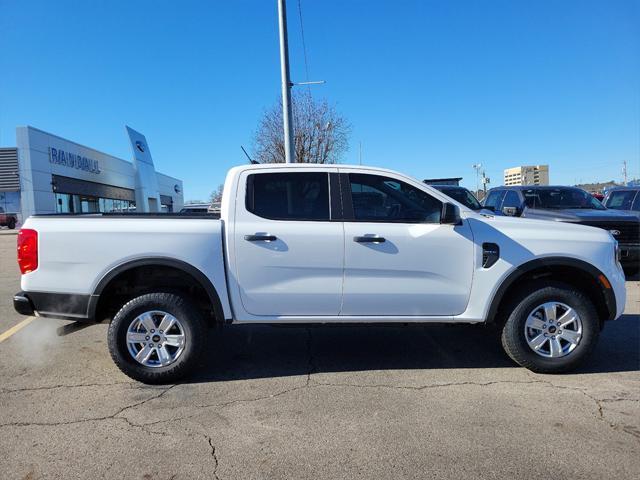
7;218;16;229
501;282;600;373
108;292;206;384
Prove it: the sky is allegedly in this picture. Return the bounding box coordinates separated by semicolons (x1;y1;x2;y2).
1;0;638;200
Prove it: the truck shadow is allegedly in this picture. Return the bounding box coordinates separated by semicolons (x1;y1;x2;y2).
188;314;639;383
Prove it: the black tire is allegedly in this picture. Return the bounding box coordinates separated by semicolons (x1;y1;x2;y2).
500;281;600;373
108;292;206;384
7;218;16;229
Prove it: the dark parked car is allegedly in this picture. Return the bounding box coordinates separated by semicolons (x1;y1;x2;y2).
483;186;640;273
0;207;17;229
430;185;483;211
603;187;640;215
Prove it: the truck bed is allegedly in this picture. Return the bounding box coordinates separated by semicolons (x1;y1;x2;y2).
19;215;231;320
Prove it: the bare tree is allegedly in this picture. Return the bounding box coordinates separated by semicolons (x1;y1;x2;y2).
209;184;224;203
253;92;350;164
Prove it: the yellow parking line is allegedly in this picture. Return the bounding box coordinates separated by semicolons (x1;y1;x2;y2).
0;317;37;343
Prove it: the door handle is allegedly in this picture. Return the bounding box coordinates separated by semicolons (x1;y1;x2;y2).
353;236;386;243
245;234;278;242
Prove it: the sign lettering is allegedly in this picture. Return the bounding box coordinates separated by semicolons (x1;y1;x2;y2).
49;147;101;174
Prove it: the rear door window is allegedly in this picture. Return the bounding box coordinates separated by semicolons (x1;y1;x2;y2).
246;172;330;221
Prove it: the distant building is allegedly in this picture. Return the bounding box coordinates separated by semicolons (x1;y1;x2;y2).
504;165;549;186
0;126;183;224
423;177;462;186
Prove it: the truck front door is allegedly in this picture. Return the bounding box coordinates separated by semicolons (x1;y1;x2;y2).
340;171;475;316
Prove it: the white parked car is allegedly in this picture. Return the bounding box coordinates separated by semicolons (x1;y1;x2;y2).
14;164;625;383
179;203;211;214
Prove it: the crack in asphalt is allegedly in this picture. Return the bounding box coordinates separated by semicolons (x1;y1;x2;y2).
205;435;221;480
2;377;638;446
0;384;176;429
310;379;546;391
98;377;639;443
528;378;640;440
1;363;637;443
0;381;133;394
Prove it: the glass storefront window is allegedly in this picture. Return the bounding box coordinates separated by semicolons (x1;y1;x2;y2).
56;193;135;214
55;193;74;213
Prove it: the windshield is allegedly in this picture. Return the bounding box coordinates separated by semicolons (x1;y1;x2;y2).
605;190;638;211
437;187;482;210
523;188;606;210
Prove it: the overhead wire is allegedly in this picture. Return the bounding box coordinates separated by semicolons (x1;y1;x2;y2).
297;0;311;91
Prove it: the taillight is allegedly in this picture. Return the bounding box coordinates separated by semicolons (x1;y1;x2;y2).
17;229;38;274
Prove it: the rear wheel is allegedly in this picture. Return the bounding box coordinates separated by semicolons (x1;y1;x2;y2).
500;282;600;373
7;218;15;229
108;292;206;384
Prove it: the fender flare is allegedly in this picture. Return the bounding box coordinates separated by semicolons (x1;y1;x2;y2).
89;257;225;323
486;256;617;323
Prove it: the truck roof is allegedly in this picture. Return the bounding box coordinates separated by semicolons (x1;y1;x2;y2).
227;162;417;179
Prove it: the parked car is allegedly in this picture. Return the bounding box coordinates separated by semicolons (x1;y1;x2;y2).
603;187;640;215
14;164;625;383
483;186;639;273
207;202;221;218
0;207;17;229
429;185;486;212
179;203;211;214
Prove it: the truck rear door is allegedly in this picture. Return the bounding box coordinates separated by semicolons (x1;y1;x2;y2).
231;168;344;317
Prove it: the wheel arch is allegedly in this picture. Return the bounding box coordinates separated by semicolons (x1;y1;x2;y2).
486;257;617;327
89;257;225;325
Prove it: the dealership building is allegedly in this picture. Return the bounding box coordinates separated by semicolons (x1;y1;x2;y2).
0;126;183;224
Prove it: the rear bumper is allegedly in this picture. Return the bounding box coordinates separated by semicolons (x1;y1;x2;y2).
13;291;95;322
13;293;35;316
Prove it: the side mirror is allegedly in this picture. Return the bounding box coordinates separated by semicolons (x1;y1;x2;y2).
441;202;461;225
483;205;495;212
502;206;521;217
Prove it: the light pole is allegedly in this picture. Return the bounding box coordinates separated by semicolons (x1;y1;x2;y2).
472;163;482;197
481;170;490;199
277;0;295;163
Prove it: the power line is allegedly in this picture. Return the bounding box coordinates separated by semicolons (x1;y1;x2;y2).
296;0;311;85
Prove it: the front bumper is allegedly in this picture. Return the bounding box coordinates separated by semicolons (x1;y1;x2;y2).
619;244;639;268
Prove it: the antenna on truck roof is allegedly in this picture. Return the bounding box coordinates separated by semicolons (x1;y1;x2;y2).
241;145;259;164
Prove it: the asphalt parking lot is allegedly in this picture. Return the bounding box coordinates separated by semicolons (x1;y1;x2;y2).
0;229;638;479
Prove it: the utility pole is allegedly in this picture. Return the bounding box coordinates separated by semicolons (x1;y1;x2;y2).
622;160;628;185
277;0;295;163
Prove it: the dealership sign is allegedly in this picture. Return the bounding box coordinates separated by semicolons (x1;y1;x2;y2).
49;147;101;174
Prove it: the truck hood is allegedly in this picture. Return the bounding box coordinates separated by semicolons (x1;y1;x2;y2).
465;211;615;246
523;208;639;223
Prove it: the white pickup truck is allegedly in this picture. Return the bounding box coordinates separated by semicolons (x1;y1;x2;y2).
14;164;626;383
